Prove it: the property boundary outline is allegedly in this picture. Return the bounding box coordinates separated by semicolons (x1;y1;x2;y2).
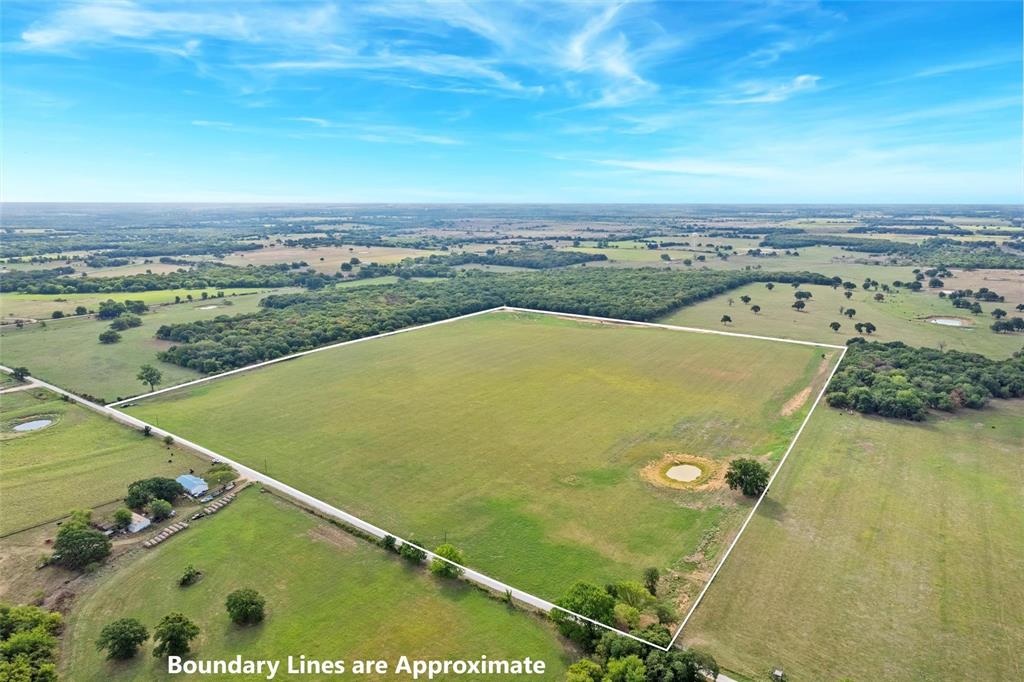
5;307;847;652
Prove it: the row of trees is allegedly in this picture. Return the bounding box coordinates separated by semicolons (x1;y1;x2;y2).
0;262;334;295
96;588;265;661
154;269;837;373
826;338;1024;420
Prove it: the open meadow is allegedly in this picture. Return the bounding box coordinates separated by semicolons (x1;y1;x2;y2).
662;282;1024;359
63;490;572;680
0;388;206;535
683;401;1024;681
125;311;839;604
219;243;442;273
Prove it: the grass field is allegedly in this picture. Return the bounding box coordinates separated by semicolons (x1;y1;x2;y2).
0;288;271;320
564;242;922;284
63;490;573;681
125;311;838;604
220;243;441;273
662;283;1024;359
0;388;206;535
0;293;282;402
684;401;1024;681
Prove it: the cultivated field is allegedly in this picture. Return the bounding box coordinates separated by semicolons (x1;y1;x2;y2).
63;490;573;680
0;293;281;402
125;311;839;603
663;283;1023;359
684;402;1024;681
0;388;206;535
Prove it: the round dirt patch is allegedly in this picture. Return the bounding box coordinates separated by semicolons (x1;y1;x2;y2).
642;454;721;491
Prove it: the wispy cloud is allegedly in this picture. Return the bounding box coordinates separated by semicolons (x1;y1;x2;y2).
290;117;462;145
717;74;821;104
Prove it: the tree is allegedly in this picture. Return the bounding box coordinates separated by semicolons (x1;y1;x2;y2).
137;364;163;392
750;305;761;314
126;478;184;510
739;295;751;304
643;567;659;595
765;282;774;290
992;308;1007;319
53;519;111;570
829;321;841;332
565;658;604;682
794;290;812;300
603;655;646;682
613;602;640;629
725;459;770;497
791;300;806;311
75;306;88;315
148;499;173;521
874;293;885;302
225;589;266;626
844;290;853;299
720;315;732;325
96;618;148;660
659;253;670;261
0;604;61;681
112;507;133;530
152;613;199;657
98;330;121;344
863;322;876;334
551;582;616;651
51;310;64;319
844;308;857;318
10;367;29;381
430;544;465;578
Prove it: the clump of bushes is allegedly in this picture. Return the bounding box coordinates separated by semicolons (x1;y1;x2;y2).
0;603;62;679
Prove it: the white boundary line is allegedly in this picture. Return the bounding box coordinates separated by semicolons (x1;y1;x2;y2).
111;305;842;406
667;342;848;648
6;309;847;652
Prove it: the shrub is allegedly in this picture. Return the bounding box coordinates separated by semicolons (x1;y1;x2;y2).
613;603;640;630
429;544;465;579
399;542;426;564
98;330;121;344
112;507;133;530
179;565;201;587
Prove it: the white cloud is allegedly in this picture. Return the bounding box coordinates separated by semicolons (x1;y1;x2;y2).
718;74;821;104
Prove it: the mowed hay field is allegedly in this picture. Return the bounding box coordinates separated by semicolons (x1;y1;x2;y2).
219;243;442;273
0;293;282;402
126;311;839;601
662;283;1024;359
684;403;1024;681
0;389;206;535
63;490;572;681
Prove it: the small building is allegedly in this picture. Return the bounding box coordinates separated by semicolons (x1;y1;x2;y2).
127;512;151;534
176;474;209;497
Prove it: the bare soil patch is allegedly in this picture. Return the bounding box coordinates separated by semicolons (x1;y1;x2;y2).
307;524;357;550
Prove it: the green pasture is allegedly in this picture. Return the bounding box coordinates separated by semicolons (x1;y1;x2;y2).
661;282;1023;359
0;388;205;535
685;401;1024;681
63;490;572;680
126;311;837;601
0;293;280;402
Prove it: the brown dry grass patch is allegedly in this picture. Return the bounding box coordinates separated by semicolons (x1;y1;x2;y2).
642;453;723;491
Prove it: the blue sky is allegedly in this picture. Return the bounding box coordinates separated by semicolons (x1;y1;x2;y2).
2;1;1021;203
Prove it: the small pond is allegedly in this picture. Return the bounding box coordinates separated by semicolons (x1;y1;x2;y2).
927;317;971;327
13;419;53;432
666;464;703;482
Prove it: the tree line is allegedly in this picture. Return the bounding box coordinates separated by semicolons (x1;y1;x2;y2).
0;262;335;294
760;234;1024;270
155;269;837;373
